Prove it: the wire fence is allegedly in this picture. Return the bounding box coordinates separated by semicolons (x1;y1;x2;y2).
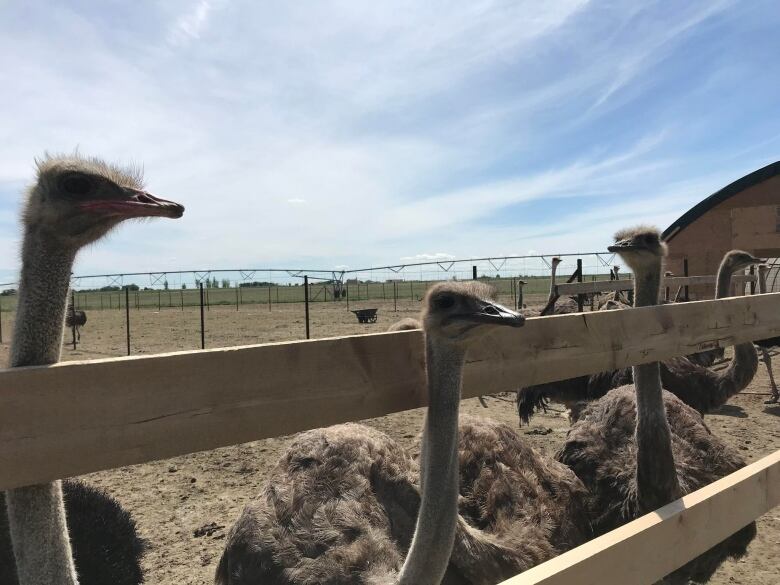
0;251;656;357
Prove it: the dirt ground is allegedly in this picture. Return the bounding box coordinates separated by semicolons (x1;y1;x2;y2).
1;299;778;584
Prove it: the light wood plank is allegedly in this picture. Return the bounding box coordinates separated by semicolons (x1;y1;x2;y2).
556;275;756;296
1;293;779;489
498;450;780;585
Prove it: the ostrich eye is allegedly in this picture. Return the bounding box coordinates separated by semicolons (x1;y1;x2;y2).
60;174;93;196
434;295;455;309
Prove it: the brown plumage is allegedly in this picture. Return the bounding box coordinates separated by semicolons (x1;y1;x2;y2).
517;249;760;425
557;227;757;583
456;415;590;555
558;388;756;582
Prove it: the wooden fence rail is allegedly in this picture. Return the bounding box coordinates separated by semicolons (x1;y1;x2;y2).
555;274;756;296
1;292;779;490
500;449;780;585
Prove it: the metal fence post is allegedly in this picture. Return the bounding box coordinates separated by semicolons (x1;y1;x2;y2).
346;282;350;310
0;296;4;344
70;290;77;350
393;281;397;312
199;282;205;349
304;275;310;340
125;286;131;356
472;265;477;280
236;287;239;311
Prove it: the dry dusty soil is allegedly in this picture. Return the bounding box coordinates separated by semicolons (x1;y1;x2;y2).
1;299;778;584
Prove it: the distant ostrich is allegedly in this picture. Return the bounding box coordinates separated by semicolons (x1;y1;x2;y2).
216;282;528;584
386;317;421;332
516;249;761;424
557;227;756;583
533;257;578;316
754;264;779;403
3;154;184;585
65;302;87;342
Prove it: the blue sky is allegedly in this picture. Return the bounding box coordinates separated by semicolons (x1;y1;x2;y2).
1;0;779;281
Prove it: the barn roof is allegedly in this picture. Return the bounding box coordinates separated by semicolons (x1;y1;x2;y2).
662;160;780;242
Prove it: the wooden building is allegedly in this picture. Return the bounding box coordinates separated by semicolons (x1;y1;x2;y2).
662;160;780;298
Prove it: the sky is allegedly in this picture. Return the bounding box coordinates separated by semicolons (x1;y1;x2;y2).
1;0;779;282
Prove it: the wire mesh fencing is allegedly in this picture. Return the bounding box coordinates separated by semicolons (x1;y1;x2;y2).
0;252;623;360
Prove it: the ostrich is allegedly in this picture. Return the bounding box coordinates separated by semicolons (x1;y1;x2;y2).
3;154;184;585
516;249;761;424
557;227;756;583
386;317;421;332
754;264;780;403
1;481;146;585
65;302;87;342
217;282;589;585
533;257;578;316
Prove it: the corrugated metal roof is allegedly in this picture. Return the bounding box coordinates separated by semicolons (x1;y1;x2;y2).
662;160;780;242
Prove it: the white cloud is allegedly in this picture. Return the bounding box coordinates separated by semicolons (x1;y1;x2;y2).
0;0;775;279
399;253;456;262
168;0;224;46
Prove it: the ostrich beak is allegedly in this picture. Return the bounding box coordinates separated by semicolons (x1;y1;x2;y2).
453;300;526;328
607;239;640;252
79;189;185;219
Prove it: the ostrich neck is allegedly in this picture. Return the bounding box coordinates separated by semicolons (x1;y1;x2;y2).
633;260;682;511
397;336;462;585
10;230;76;367
715;261;737;299
713;260;758;397
5;228;80;585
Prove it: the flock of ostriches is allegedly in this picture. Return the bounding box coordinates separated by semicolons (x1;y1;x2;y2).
0;155;776;585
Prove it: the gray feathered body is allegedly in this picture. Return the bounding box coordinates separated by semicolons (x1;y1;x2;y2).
557;387;756;583
457;415;590;555
517;346;757;425
217;417;591;585
216;424;410;585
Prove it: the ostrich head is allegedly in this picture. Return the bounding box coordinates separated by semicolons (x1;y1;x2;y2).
421;281;524;344
607;226;667;269
24;154;184;248
551;257;562;267
719;250;765;273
